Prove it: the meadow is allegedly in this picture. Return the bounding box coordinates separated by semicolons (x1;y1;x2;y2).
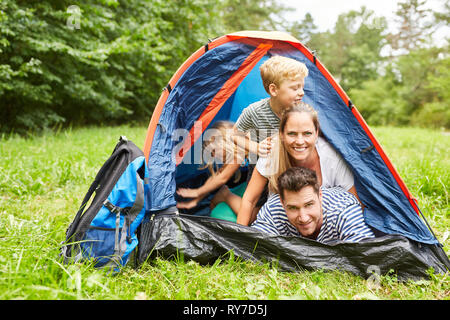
0;125;448;300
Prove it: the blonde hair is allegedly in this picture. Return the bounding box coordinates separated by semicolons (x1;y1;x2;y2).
202;121;248;176
266;102;319;193
260;55;309;94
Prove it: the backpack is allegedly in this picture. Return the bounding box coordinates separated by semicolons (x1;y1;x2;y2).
60;136;149;270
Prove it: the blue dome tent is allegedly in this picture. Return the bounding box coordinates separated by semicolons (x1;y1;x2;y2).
137;31;449;280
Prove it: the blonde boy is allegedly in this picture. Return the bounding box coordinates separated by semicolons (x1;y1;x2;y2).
234;55;309;157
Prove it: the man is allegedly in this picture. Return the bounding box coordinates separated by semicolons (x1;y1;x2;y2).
251;167;375;243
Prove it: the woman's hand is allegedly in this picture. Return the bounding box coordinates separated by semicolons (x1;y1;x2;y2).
236;168;268;226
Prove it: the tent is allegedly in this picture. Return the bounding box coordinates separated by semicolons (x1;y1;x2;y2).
136;31;449;280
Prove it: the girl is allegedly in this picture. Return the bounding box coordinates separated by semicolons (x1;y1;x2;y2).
176;121;248;214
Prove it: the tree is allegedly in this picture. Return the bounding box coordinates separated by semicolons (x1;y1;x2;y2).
349;67;407;126
386;0;434;55
433;0;450;26
405;47;450;128
306;7;388;91
218;0;292;33
0;0;293;134
0;0;224;134
351;45;450;128
288;13;318;46
283;1;449;128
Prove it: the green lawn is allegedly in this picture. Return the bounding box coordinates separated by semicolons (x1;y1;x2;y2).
0;125;448;300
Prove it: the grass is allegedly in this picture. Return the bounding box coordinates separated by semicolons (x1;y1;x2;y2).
371;127;449;245
0;125;449;300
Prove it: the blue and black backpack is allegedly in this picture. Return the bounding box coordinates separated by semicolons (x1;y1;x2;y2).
61;136;149;270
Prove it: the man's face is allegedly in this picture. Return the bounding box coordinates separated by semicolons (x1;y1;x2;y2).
280;186;323;239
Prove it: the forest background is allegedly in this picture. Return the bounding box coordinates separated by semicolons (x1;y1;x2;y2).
0;0;449;135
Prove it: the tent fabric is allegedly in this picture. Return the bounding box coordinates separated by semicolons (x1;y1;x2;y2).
146;40;257;211
175;42;273;165
143;31;440;246
136;213;450;281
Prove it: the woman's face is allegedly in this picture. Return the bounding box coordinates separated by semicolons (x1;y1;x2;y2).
281;111;318;164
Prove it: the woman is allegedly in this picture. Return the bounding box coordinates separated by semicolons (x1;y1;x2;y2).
236;102;360;226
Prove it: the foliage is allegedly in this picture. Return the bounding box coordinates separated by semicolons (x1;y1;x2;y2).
350;45;450;128
348;73;406;126
0;125;449;299
386;0;435;54
296;7;388;92
288;13;318;46
300;0;450;128
1;0;283;135
1;0;449;132
219;0;292;33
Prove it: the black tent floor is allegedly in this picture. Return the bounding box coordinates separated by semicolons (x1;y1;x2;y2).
136;212;450;282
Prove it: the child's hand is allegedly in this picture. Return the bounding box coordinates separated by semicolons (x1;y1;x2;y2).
176;198;199;210
257;136;272;157
176;188;199;199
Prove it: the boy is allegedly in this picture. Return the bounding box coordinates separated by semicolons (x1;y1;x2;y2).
234;55;309;157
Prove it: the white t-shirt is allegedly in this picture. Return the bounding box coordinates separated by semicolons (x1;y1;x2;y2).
256;136;354;191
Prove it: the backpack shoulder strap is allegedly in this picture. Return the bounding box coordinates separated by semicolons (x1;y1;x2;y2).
64;138;130;242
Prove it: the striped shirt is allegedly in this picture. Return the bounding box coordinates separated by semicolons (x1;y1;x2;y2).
250;187;375;244
235;98;280;142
